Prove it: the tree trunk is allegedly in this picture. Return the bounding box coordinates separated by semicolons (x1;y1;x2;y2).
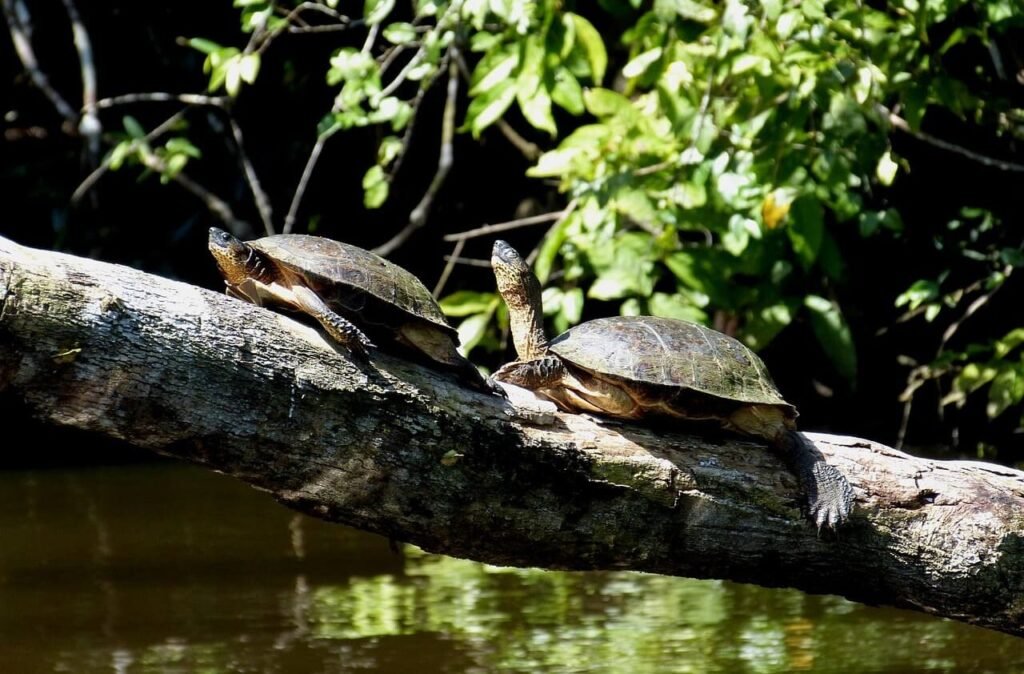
1;235;1022;638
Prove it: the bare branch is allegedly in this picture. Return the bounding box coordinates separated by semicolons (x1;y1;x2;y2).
883;106;1024;172
59;0;100;157
442;254;491;268
2;0;78;125
443;207;570;242
432;238;465;298
283;124;342;234
226;115;275;236
91;92;230;109
4;237;1024;638
373;53;459;257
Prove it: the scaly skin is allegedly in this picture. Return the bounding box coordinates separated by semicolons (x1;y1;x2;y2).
491;238;854;529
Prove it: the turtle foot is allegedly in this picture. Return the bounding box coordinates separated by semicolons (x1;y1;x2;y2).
805;462;854;530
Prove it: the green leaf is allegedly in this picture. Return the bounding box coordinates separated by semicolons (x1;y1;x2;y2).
560;287;584;326
383;22;417;45
648;293;707;323
1000;248;1024;268
583;88;633;118
471;48;519;96
123;116;146;140
534;211;574;283
527;148;579;178
362;165;389;209
187;38;223;55
876;151;898;186
439;291;498;317
456;312;492;355
465;79;516;137
995;329;1024;359
952;362;999;398
566;13;607;84
364;0;396;25
515;34;545;100
895;279;939;310
656;0;717;23
518;84;557;136
786;197;823;269
623;47;663;79
987;364;1024;419
550;68;585;115
378;135;403;166
804;295;857;382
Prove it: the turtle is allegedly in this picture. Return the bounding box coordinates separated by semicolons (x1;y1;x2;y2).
207;227;501;395
489;239;853;528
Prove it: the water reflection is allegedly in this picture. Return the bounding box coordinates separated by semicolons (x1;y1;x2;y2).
0;462;1019;673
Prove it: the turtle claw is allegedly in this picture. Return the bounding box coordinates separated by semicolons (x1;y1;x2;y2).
806;463;854;530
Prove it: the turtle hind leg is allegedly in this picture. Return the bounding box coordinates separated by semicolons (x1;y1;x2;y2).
398;323;506;397
727;406;853;529
774;430;854;530
291;285;374;355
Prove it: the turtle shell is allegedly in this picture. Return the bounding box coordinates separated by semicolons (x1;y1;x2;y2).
549;315;790;408
251;234;454;335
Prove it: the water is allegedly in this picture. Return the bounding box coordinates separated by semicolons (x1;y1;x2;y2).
0;462;1020;673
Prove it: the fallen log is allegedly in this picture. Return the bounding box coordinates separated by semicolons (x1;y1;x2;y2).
1;235;1021;637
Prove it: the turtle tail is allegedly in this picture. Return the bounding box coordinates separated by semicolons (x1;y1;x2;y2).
774;431;854;530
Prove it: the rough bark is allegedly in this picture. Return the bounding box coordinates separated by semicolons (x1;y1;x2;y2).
1;235;1022;637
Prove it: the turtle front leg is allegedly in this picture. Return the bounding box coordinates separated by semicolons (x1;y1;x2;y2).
290;285;375;355
494;356;566;390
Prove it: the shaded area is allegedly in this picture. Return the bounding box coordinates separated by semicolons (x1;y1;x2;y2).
0;462;1020;674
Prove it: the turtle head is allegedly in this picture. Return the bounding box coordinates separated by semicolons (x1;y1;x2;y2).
491;240;548;360
491;239;534;300
208;227;256;286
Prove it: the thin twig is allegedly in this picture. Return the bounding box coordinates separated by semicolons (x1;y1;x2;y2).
59;0;100;157
227;115;275;235
71;110;188;204
387;51;451;181
378;45;427;100
373;51;459;257
442;255;492;268
137;151;254;238
2;0;78;125
283;124;341;234
432;238;465;298
442;209;568;241
883;106;1024;172
91;92;229;110
361;22;379;54
494;119;542;161
939;264;1014;353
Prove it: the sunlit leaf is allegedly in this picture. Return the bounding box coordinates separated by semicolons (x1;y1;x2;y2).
566;13;607;83
362;165;389;209
364;0;396;25
439;291;498;317
804;295;857;382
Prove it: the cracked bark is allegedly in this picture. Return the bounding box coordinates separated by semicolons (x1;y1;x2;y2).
1;236;1022;637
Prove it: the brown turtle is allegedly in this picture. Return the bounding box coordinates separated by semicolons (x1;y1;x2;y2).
208;227;500;395
490;239;853;527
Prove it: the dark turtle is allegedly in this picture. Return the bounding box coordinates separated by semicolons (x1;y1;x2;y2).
208;228;500;395
490;239;853;528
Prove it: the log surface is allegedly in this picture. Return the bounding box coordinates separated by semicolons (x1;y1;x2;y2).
1;235;1022;637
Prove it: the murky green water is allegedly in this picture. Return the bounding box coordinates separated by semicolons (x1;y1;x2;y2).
0;462;1020;673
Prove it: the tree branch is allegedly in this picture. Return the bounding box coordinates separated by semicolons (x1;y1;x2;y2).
1;236;1023;638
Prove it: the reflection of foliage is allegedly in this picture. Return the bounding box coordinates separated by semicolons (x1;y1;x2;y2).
296;545;1017;673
